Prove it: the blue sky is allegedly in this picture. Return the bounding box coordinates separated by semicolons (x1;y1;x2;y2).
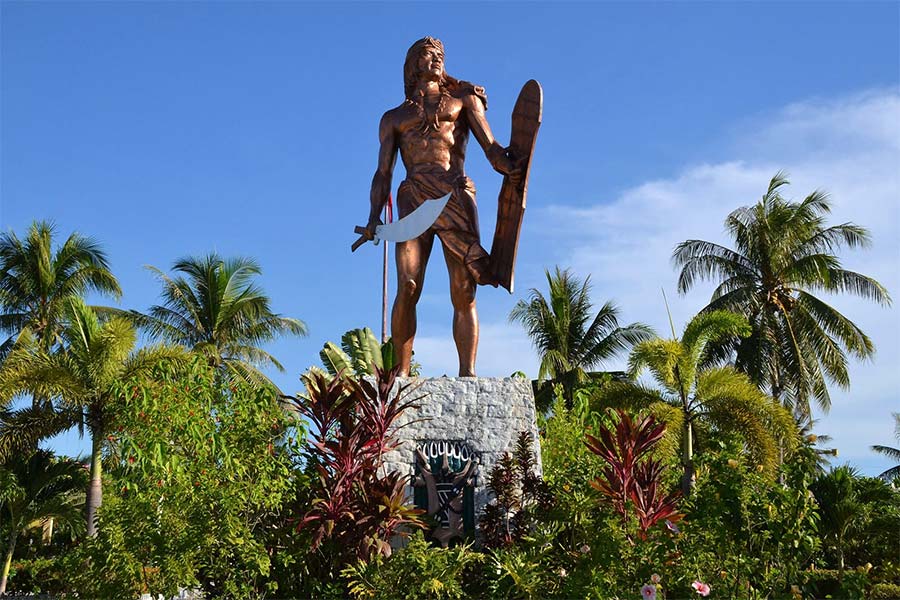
2;2;898;475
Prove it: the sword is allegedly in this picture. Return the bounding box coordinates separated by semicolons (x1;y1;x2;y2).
351;192;450;252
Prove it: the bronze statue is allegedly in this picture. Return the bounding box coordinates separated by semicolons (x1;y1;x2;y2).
355;37;541;377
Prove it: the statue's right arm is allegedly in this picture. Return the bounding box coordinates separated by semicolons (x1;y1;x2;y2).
367;112;399;232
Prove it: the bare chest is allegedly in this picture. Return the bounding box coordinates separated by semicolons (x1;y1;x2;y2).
395;96;467;145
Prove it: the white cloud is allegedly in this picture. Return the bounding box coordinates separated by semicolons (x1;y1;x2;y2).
462;88;900;476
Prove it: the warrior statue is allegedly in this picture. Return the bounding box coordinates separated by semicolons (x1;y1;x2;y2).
356;37;540;377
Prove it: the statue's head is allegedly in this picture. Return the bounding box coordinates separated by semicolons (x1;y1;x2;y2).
404;36;446;100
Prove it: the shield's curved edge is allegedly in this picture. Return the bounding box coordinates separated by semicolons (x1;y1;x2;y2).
490;80;543;294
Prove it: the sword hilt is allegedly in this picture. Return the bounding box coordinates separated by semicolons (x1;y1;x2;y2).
351;225;377;252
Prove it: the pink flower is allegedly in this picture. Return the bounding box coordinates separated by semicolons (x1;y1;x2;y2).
692;581;711;596
651;573;662;584
665;519;681;534
641;584;657;600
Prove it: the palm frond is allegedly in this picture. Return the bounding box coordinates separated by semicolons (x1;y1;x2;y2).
121;344;187;381
794;223;872;257
0;347;91;405
795;292;874;359
0;406;79;461
875;464;900;481
579;300;654;369
871;445;900;462
139;306;201;345
680;310;751;376
673;241;756;294
538;349;570;382
671;175;887;416
817;268;891;306
593;381;668;412
698;368;796;476
628;338;682;394
223;359;280;392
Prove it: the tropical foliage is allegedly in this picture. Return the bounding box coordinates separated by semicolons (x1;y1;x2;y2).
0;298;184;535
316;326;420;378
810;466;900;583
610;310;799;493
480;432;553;549
319;327;385;377
342;531;483;600
871;412;900;480
510;267;653;406
1;172;896;600
0;450;85;594
679;434;823;597
284;364;425;594
585;409;681;538
64;358;300;598
0;220;121;359
673;172;891;417
134;254;307;388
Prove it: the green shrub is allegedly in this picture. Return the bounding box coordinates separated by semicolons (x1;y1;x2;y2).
64;359;303;598
679;434;821;597
799;568;869;599
870;582;900;599
342;531;483;599
5;556;68;595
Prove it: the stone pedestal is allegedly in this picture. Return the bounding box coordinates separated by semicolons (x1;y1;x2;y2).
383;376;542;524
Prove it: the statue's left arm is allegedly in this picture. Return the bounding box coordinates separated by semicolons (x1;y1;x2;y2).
462;94;522;182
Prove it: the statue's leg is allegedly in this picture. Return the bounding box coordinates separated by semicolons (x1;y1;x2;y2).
442;244;478;377
392;232;434;376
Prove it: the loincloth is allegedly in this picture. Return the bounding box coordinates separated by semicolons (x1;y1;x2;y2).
397;170;490;270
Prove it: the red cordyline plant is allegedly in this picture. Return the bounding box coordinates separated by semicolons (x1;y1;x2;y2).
480;431;554;548
585;409;682;539
285;364;425;562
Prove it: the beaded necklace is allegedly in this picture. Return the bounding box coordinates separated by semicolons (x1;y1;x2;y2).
407;88;449;134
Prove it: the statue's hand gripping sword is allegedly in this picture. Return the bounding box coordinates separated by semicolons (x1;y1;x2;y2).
351;193;450;251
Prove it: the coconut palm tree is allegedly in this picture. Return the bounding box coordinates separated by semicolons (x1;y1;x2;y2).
615;310;798;495
509;267;653;404
673;173;890;418
871;412;900;480
0;449;86;594
797;417;839;476
133;254;306;388
0;299;184;536
0;220;121;389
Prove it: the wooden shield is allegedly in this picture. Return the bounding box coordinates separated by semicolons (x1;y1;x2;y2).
490;80;542;294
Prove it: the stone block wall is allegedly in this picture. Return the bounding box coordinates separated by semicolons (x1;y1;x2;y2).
382;376;542;520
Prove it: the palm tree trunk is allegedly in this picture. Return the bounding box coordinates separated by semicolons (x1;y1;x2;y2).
682;419;694;496
86;431;103;537
837;533;845;581
772;381;785;484
41;518;54;545
0;527;17;595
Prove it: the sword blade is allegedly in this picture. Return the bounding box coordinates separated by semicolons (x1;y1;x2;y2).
375;193;450;243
